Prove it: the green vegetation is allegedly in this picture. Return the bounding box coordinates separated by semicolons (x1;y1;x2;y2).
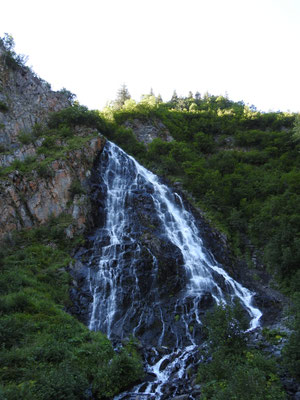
101;92;300;396
18;130;34;145
69;179;86;199
101;93;299;294
0;101;144;399
0;103;114;179
0;144;8;153
0;215;143;399
0;33;28;70
0;101;9;112
1;75;299;398
197;302;286;400
282;294;300;379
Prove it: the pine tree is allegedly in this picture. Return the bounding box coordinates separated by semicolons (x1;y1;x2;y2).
156;94;163;103
114;84;131;109
292;114;300;142
195;91;201;101
171;90;178;104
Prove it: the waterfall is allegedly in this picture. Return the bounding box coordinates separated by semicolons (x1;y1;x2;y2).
81;140;262;398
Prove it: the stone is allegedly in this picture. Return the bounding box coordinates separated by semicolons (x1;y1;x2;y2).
159;358;170;371
0;42;106;238
0;132;105;239
123;117;173;145
0;41;70;152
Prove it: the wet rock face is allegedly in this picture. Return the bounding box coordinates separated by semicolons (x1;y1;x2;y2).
71;142;262;352
71;143;189;346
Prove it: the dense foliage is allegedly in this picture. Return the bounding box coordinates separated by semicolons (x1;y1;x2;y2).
1;74;299;398
102;93;299;294
1;103;115;179
102;93;300;396
0;215;143;400
282;293;300;379
196;302;286;400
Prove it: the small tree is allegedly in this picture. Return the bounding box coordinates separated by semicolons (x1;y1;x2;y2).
156;94;163;103
114;84;131;109
170;90;178;104
195;91;201;101
292;114;300;142
0;33;28;69
189;102;198;112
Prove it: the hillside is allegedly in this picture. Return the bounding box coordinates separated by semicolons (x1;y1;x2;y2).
0;37;143;399
0;36;300;400
103;94;299;295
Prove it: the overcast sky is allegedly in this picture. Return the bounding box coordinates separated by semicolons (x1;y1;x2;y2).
1;0;299;112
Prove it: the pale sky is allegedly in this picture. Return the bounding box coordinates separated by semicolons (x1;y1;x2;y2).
1;0;299;112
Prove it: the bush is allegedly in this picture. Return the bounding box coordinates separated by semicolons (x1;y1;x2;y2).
0;220;143;399
282;293;300;380
113;126;147;158
18;131;33;145
0;144;7;153
0;33;28;70
47;104;112;136
68;180;86;199
36;163;54;179
0;101;9;112
197;303;285;399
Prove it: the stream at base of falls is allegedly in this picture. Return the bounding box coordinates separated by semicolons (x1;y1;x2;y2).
76;141;262;399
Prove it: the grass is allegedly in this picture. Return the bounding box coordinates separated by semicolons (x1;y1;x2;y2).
0;215;143;399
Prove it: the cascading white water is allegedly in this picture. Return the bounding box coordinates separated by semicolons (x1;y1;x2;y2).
84;140;262;399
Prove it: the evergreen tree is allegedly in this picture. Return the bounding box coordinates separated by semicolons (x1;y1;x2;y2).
195;91;201;102
170;90;179;106
114;84;131;109
156;94;163;103
292;114;300;142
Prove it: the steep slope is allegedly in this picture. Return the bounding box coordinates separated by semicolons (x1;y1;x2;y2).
0;40;143;400
0;40;105;239
0;41;69;162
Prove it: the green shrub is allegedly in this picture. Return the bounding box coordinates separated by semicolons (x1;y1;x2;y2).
113;126;147;158
68;180;86;199
282;293;300;380
36;163;54;179
193;131;215;153
0;218;143;399
31;123;46;138
197;303;286;399
18;131;33;145
0;33;28;71
0;143;7;153
0;101;9;112
47;104;113;137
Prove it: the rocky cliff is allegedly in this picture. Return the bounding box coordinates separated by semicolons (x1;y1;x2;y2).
0;134;105;239
123;117;173;144
0;41;105;239
0;41;71;162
